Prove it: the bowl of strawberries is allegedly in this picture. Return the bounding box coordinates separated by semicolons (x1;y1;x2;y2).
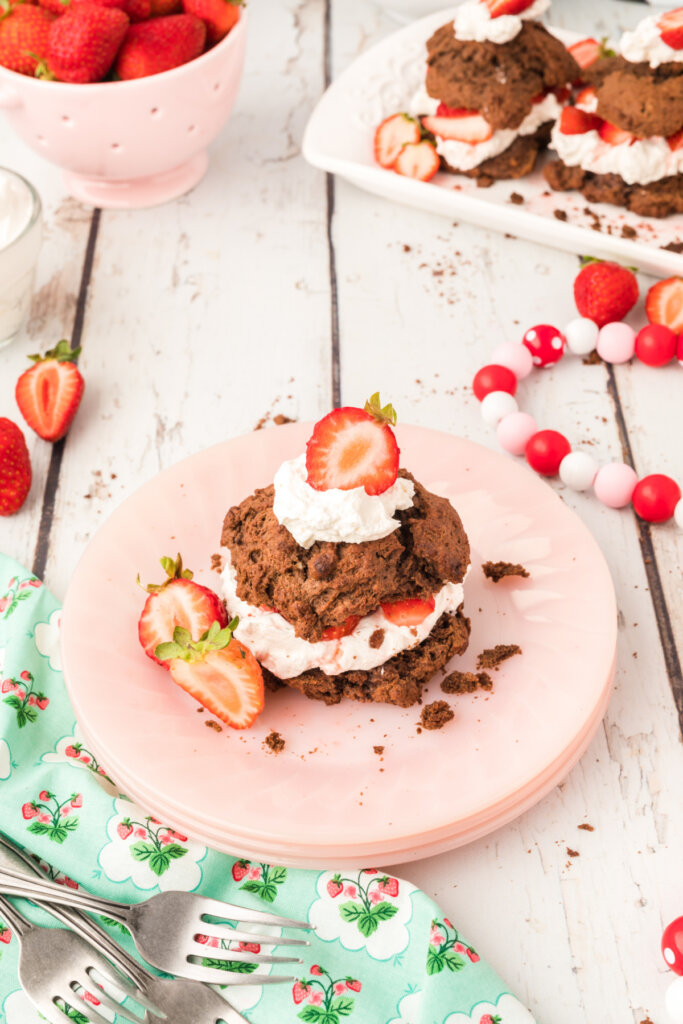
0;0;246;208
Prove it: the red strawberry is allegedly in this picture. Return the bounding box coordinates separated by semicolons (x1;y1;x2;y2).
82;992;100;1006
149;0;181;14
558;107;602;136
321;616;360;641
38;0;71;15
138;554;228;668
599;121;636;146
346;979;362;992
310;965;323;975
15;340;84;442
467;948;480;963
574;259;639;327
305;393;399;496
39;789;51;801
567;37;600;69
1;679;13;693
575;86;597;109
374;113;420;169
71;0;151;20
232;860;250;881
41;5;129;82
646;277;683;334
0;926;11;944
381;597;435;627
379;876;399;897
483;0;533;16
22;802;38;819
65;743;81;758
292;982;310;1005
422;110;492;144
70;793;83;807
237;941;261;953
0;4;54;75
327;876;343;898
394;140;440;182
20;670;31;681
115;13;206;80
182;0;239;44
659;8;683;50
668;130;683;152
116;820;133;840
65;877;78;889
156;622;264;729
36;696;49;710
480;1016;502;1024
0;418;31;517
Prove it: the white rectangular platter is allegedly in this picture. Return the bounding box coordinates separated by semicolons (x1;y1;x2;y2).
303;8;683;277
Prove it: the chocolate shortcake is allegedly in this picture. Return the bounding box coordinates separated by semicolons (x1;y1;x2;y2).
219;397;470;708
544;8;683;217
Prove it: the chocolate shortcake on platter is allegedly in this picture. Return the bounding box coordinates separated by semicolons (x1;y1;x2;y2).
545;8;683;217
219;397;470;708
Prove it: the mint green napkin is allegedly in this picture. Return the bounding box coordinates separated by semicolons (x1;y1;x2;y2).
0;553;536;1024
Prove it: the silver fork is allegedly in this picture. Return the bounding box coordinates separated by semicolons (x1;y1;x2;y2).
0;835;250;1024
0;864;311;986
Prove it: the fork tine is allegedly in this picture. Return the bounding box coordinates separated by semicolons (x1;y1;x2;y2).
181;962;298;986
70;972;138;1024
57;990;114;1024
81;972;145;1024
198;896;311;930
190;941;302;965
88;966;164;1015
196;923;310;947
215;1002;252;1024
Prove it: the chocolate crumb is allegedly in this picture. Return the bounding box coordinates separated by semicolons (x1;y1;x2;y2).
476;175;494;189
441;670;492;694
210;552;223;572
273;414;295;426
369;628;385;650
205;720;222;732
578;823;595;832
582;349;602;365
420;700;454;730
509;192;524;205
373;745;384;755
402;244;412;252
196;707;204;713
621;225;637;240
663;241;683;253
264;730;285;754
482;560;529;582
477;644;521;670
567;847;579;858
553;209;567;221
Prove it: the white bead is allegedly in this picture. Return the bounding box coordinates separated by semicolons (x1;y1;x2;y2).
675;499;683;530
564;317;599;356
559;451;598;491
480;390;519;427
665;976;683;1022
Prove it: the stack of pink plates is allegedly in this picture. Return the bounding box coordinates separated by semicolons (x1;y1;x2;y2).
61;425;616;868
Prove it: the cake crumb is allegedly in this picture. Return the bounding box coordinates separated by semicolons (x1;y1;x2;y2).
567;847;579;858
373;745;384;755
441;670;492;694
273;414;295;426
663;241;683;253
509;192;524;205
582;349;602;365
477;644;521;670
210;552;223;572
369;628;385;650
420;700;454;731
553;209;567;221
482;560;529;583
402;243;412;252
578;823;595;832
476;175;494;189
263;730;285;754
205;720;222;732
621;224;637;240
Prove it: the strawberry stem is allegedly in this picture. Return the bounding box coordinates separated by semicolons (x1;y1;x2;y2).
27;338;81;363
364;391;397;426
155;617;239;663
137;553;194;594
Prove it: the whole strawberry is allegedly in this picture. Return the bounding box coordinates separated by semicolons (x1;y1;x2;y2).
149;0;181;14
38;0;72;18
0;418;32;517
115;13;205;80
573;259;639;328
182;0;240;45
0;3;55;75
71;0;150;22
43;4;129;82
15;339;85;442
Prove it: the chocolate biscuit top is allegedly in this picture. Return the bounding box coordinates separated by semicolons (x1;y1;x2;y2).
593;58;683;138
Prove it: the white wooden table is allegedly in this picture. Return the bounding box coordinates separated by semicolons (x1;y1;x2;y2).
1;1;682;1020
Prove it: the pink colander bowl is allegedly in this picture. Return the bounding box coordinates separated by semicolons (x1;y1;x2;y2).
0;13;247;209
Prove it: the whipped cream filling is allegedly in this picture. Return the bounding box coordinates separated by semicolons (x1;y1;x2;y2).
220;550;466;679
452;0;550;45
409;90;562;171
621;13;683;69
0;170;33;251
550;122;683;186
273;453;415;549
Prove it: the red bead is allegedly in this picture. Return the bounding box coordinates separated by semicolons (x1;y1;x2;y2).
663;918;683;975
631;474;681;523
635;324;677;367
522;324;566;368
525;430;571;476
677;334;683;364
472;364;517;401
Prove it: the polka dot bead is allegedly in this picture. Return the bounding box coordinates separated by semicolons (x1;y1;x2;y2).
676;500;683;530
491;341;534;380
593;463;638;508
472;364;517;401
559;451;598;491
480;390;518;426
564;317;599;356
635;324;677;367
678;334;683;365
632;474;682;523
663;917;683;976
496;411;537;455
525;430;571;476
665;976;683;1024
596;322;635;364
522;324;566;367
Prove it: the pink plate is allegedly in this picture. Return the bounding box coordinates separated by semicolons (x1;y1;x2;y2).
61;424;617;867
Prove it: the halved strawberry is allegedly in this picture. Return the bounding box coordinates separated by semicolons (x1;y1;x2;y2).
156;621;264;730
599;121;636;146
321;616;360;641
559;107;602;135
667;130;683;152
394;140;440;181
646;277;683;333
15;339;84;443
138;554;228;668
381;596;436;626
305;393;399;495
575;86;597;110
374;113;420;169
659;8;683;50
567;37;601;70
483;0;534;17
422;110;492;144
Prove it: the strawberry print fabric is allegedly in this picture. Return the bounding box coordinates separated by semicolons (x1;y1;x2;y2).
0;554;537;1024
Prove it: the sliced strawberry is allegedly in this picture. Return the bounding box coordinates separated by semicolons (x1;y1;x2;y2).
422;110;492;144
575;86;597;110
646;277;683;334
559;107;602;135
381;596;436;626
394;140;440;181
15;339;84;443
138;554;227;668
321;615;360;641
305;393;399;495
667;130;683;152
568;37;601;70
659;8;683;50
374;113;420;169
483;0;534;17
599;121;636;146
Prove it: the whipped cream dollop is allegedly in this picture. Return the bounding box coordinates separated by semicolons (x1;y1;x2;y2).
621;13;683;68
221;550;466;679
550;122;683;186
409;89;561;171
0;170;33;251
452;0;550;45
272;453;415;549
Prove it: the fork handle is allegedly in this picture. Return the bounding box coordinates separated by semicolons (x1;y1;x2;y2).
0;869;130;921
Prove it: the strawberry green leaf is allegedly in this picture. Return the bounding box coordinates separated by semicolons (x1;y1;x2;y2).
330;996;354;1016
364;392;397;426
201;958;257;973
298;1009;324;1023
130;841;155;862
442;950;465;971
27;821;50;836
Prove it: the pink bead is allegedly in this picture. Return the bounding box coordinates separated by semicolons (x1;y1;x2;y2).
593;462;638;508
596;322;636;364
496;411;538;455
491;342;534;380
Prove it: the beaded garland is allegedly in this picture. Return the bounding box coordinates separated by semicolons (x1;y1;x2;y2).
472;319;683;527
